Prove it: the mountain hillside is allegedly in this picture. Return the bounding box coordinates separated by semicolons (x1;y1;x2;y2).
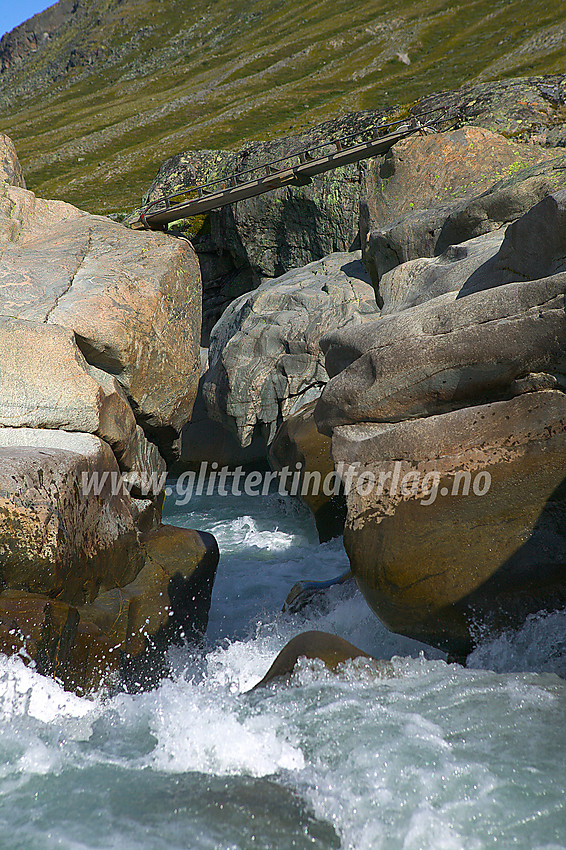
0;0;565;214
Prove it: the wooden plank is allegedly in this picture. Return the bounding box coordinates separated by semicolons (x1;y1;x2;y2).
139;125;417;229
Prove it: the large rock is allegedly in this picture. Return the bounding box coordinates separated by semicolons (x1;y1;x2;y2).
0;133;25;187
0;181;202;454
316;189;566;655
332;391;566;656
317;193;566;433
0;318;136;458
316;276;566;433
378;229;506;314
0;429;143;604
0;318;167;490
360;126;551;252
361;129;566;289
204;251;379;447
409;76;566;146
0;428;219;693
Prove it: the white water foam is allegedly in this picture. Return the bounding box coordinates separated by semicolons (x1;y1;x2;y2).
0;485;564;850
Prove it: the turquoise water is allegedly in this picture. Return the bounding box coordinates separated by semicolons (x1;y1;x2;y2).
0;484;564;849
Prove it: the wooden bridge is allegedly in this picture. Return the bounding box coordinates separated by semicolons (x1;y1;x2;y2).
132;109;448;230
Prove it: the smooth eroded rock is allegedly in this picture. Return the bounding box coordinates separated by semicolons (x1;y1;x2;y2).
316;276;566;433
333;391;566;655
0;318;137;457
204;251;379;447
377;229;506;314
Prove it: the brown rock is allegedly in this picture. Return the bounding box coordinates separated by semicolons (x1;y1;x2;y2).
333;391;566;655
0;428;143;604
360;126;551;242
360;127;566;287
0;444;218;693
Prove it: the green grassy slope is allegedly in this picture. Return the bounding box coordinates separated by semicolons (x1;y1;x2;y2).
0;0;564;214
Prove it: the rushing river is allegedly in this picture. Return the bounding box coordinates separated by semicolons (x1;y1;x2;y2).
0;482;565;850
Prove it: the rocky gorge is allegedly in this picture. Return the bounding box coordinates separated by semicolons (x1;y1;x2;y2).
167;74;566;657
0;72;565;694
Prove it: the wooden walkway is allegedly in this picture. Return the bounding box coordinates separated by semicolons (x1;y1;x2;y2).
133;111;445;230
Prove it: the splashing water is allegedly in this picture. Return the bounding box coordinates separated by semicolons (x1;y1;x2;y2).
0;483;564;850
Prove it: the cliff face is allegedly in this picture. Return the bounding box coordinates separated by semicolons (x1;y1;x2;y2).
0;0;565;215
0;0;78;73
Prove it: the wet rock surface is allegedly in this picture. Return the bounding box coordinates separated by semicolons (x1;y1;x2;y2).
332;392;566;656
0;429;219;693
269;400;345;543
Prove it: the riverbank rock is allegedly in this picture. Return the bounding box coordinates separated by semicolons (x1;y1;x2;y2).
0;318;139;464
0;146;216;692
269;401;345;542
0;429;144;605
332;392;566;656
317;278;566;434
204;251;379;448
0;179;201;457
0;428;219;693
316;191;566;654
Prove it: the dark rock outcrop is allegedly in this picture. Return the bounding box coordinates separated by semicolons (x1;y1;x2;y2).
269;400;345;543
143;112;390;340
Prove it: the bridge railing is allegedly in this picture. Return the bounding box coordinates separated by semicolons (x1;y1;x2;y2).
139;104;449;224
